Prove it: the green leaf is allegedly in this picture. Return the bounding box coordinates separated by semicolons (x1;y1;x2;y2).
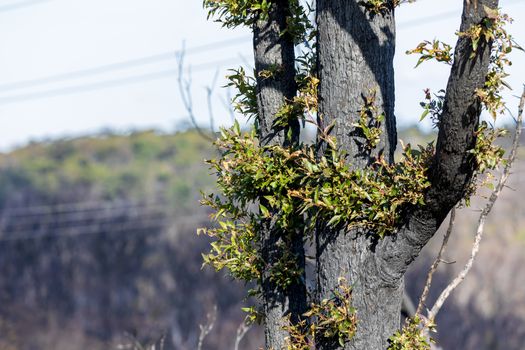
259;203;270;217
419;108;430;121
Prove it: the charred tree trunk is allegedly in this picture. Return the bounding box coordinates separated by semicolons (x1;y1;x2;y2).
316;2;398;349
252;1;307;348
315;0;498;349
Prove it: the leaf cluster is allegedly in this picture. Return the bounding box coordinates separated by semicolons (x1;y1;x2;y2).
359;0;416;15
388;317;434;350
406;40;453;68
203;0;313;43
285;278;357;349
226;67;258;122
353;89;385;150
203;0;271;27
199;119;434;289
419;89;445;127
458;10;521;118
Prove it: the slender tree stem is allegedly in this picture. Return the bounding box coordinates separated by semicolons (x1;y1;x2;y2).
415;207;456;317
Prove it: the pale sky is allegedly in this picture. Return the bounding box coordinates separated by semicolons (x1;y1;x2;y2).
0;0;523;151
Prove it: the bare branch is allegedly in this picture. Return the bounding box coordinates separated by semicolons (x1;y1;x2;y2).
221;87;236;123
415;207;456;317
197;305;217;350
427;86;525;321
205;69;220;133
176;44;215;142
233;320;252;350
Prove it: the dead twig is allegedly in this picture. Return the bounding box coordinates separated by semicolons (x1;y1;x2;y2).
233;320;252;350
197;305;217;350
415;207;456;317
176;43;215;142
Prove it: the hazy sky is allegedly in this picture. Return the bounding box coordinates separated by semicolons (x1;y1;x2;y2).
0;0;523;151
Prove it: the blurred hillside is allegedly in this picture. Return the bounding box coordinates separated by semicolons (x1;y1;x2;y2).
0;127;523;349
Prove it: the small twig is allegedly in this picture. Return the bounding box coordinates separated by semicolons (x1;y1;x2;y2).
438;259;456;265
415;207;456;317
427;86;525;321
233;320;252;350
221;87;236;123
205;69;220;133
238;53;254;71
176;43;214;142
197;305;217;350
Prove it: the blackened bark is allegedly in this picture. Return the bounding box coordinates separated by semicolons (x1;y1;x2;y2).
317;1;397;166
377;0;498;288
316;1;398;349
254;0;300;147
252;1;307;349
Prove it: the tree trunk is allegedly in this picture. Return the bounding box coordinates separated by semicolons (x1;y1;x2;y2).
316;1;398;349
253;1;307;349
315;1;499;349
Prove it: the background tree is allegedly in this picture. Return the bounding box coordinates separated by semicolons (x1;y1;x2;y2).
201;0;521;349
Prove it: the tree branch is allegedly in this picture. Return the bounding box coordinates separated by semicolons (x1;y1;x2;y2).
233;320;252;350
377;0;499;286
427;86;524;321
197;305;217;350
426;0;498;219
176;46;215;142
415;207;456;317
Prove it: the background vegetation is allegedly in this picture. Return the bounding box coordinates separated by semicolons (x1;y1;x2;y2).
0;127;522;349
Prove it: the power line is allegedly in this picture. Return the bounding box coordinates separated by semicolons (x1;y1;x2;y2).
0;212;209;242
0;36;250;93
2;209;165;231
0;9;457;99
3;199;164;217
0;57;242;105
397;9;459;30
0;0;522;105
0;0;49;13
0;219;169;242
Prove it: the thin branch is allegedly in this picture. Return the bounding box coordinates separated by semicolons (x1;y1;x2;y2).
197;305;217;350
221;87;236;123
427;86;525;321
205;69;220;133
233;320;252;350
415;207;456;317
238;53;254;71
176;44;214;142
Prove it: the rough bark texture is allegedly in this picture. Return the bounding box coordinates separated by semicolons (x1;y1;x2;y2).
315;2;398;349
253;1;306;349
254;0;300;148
316;1;397;166
315;1;498;349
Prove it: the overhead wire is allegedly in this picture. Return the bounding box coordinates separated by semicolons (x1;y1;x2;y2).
0;0;49;13
0;0;523;244
0;57;243;105
3;209;165;230
0;36;250;93
0;0;523;104
0;211;209;242
0;219;170;243
3;199;165;217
